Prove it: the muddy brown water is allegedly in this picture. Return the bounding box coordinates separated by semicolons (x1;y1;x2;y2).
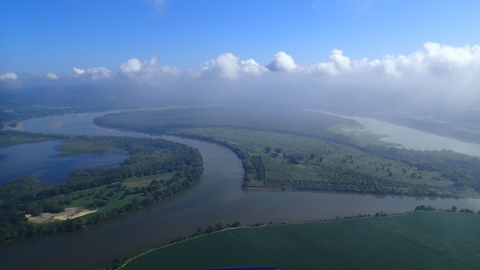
1;111;479;270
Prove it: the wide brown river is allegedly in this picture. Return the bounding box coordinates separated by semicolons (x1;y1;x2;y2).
1;110;479;270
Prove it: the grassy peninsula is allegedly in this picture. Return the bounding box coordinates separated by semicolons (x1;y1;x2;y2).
94;107;480;198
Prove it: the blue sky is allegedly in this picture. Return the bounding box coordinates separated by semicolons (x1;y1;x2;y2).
1;0;479;75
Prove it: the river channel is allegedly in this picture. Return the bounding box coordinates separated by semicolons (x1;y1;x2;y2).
1;110;479;270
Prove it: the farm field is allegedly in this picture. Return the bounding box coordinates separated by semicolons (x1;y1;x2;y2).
122;211;480;270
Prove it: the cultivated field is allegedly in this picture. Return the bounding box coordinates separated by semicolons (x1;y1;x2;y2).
122;211;480;270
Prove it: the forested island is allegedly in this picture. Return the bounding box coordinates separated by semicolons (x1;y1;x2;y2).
95;107;480;198
0;131;203;243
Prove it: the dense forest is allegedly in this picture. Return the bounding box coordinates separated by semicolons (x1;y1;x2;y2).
0;132;203;243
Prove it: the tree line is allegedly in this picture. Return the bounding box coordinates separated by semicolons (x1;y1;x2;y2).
0;133;203;243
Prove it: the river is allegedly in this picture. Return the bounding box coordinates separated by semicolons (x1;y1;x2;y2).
0;110;479;270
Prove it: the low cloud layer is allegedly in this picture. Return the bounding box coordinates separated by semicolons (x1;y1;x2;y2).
0;72;18;81
72;67;113;80
200;53;267;79
45;72;59;80
2;42;479;112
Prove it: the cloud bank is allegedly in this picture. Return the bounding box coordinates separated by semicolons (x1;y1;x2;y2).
0;72;18;81
72;67;113;80
2;42;479;111
45;72;59;80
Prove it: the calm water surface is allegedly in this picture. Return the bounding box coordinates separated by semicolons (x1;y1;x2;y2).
311;110;480;157
351;116;480;157
0;110;479;270
0;141;128;185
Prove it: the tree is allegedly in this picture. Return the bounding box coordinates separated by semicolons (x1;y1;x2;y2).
215;221;228;231
264;147;271;153
231;220;242;227
451;205;458;212
205;225;215;234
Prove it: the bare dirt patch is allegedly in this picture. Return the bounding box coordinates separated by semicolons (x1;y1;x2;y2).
25;207;97;223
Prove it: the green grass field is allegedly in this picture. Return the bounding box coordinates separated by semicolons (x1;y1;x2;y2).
59;139;119;156
0;132;52;147
67;172;177;214
95;108;480;198
122;211;480;270
172;127;467;197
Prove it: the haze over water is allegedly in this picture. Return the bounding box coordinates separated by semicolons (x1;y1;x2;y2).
311;110;480;158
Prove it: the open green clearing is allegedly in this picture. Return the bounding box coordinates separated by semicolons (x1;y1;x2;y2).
0;131;203;243
172;128;480;198
95;107;480;198
122;211;480;270
0;130;60;147
59;139;119;156
66;171;179;214
174;127;448;185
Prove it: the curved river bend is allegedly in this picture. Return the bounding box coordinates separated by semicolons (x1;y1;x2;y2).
1;111;479;270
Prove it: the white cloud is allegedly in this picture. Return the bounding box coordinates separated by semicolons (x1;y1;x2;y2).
201;53;268;79
73;67;85;76
41;42;480;102
240;59;267;75
119;56;179;84
0;71;18;81
266;52;298;72
45;72;59;80
86;67;113;80
71;66;112;80
120;58;142;74
308;42;480;79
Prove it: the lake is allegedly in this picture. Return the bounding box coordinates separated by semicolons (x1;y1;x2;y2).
0;140;128;186
0;110;479;270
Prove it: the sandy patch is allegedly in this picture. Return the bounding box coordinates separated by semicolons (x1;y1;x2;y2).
26;207;97;223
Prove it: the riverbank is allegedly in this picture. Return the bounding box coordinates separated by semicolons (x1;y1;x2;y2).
2;110;480;270
94;108;480;199
119;210;480;270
